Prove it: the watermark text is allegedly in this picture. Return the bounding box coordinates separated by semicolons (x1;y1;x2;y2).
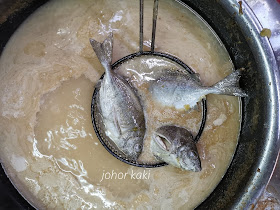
100;169;151;182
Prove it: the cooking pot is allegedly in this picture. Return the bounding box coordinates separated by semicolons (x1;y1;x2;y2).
0;0;279;209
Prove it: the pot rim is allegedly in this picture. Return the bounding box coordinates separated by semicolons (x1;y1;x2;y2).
0;0;280;209
221;0;280;208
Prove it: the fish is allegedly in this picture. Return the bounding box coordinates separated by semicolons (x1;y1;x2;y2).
149;69;246;111
151;125;201;172
90;33;145;161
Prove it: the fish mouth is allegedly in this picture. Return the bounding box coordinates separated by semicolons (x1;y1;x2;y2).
179;158;202;172
178;147;202;172
191;163;202;172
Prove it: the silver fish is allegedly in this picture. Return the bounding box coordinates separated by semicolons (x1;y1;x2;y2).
151;125;201;172
150;69;246;111
90;33;145;161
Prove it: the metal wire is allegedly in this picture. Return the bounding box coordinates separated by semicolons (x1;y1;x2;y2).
151;0;159;52
139;0;144;52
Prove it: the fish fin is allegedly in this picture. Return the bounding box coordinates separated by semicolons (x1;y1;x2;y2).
113;107;122;137
95;78;102;89
212;69;247;97
90;32;113;72
192;73;202;85
193;102;200;111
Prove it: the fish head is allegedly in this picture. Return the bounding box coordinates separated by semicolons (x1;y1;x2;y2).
151;125;201;172
121;136;143;161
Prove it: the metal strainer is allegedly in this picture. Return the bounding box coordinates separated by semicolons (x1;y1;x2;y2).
91;0;207;167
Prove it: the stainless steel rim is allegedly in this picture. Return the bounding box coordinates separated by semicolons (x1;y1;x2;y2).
220;1;280;208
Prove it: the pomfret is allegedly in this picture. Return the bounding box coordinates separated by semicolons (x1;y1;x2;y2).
90;33;145;161
151;125;201;172
150;69;246;110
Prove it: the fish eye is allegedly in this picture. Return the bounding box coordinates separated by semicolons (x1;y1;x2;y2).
188;151;197;158
134;144;142;152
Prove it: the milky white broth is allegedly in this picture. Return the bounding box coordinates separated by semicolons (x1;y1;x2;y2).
0;0;241;209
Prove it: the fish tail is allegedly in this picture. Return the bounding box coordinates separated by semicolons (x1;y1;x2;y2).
212;69;247;97
90;32;113;74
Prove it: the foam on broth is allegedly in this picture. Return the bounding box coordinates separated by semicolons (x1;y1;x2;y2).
0;0;240;209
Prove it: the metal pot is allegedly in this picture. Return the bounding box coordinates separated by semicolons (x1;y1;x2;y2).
0;0;279;209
